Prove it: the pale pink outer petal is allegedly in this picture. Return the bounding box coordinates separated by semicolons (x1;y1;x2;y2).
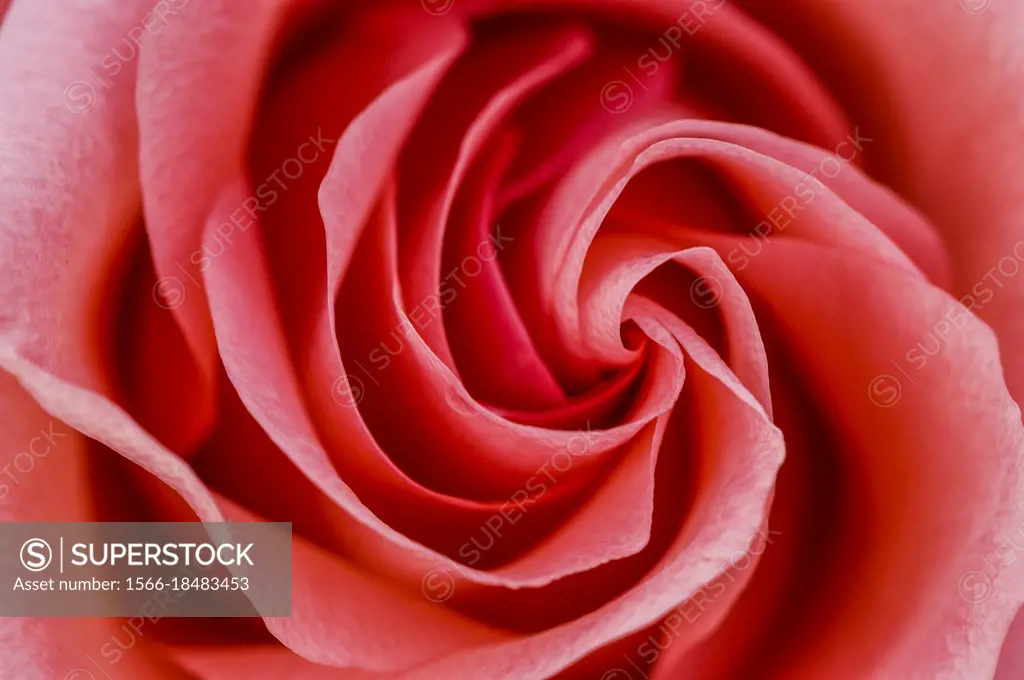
0;371;192;679
721;241;1023;678
996;610;1024;679
767;0;1024;409
0;347;506;673
0;0;151;388
0;1;195;674
739;3;1024;671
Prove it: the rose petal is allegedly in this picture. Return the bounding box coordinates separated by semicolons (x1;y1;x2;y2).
755;0;1024;418
206;176;679;594
579;237;772;415
0;0;145;387
474;0;851;149
527;117;932;392
396;23;592;396
382;295;783;679
670;239;1024;678
171;645;376;679
996;610;1024;679
135;0;302;386
0;347;507;672
0;371;190;680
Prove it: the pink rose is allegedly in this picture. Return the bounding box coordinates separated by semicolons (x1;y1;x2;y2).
2;0;1024;678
